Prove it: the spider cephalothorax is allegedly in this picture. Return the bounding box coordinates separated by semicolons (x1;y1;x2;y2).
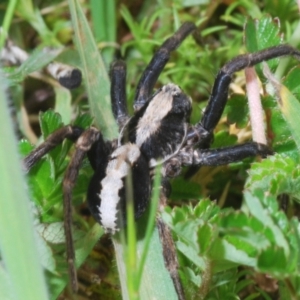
23;22;300;295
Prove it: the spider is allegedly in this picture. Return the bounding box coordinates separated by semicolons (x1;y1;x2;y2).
23;22;300;297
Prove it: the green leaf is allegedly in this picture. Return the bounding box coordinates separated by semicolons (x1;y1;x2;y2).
68;0;118;140
40;110;64;139
245;16;282;78
226;94;249;128
170;178;202;200
258;246;287;274
0;74;49;299
263;95;298;158
54;87;72;125
272;75;300;152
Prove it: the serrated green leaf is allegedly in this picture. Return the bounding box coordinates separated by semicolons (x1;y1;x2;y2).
27;158;55;205
264;95;298;156
210;238;256;267
19;139;34;156
197;223;214;254
246;154;300;200
226;94;249;128
40;110;64;138
39;110;74;172
244;189;289;255
73;113;94;128
183;267;201;287
245;16;282;78
225;235;257;257
283;66;300;94
176;240;206;269
258;246;287;273
272;82;300;152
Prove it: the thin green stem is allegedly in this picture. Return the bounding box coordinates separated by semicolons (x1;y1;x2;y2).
0;0;18;49
136;164;162;289
125;170;138;300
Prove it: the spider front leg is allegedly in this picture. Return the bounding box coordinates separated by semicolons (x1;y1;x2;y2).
157;185;185;300
110;60;129;129
134;22;196;111
199;44;300;136
184;45;300;179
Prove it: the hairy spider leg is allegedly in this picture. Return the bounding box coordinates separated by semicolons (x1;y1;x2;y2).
110;60;129;128
133;22;196;111
23;125;84;171
157;192;185;300
62;128;100;291
183;44;300;174
201;44;300;134
23;126;102;291
191;142;273;166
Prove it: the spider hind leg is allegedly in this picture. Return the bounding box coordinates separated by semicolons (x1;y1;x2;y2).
62;127;100;291
193;142;273;166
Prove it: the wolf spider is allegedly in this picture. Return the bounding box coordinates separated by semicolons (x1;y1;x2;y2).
23;22;300;298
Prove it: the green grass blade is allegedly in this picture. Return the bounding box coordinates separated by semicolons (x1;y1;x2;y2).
114;164;178;300
90;0;116;66
0;0;18;49
136;164;162;287
68;0;118;140
113;227;178;300
0;75;49;300
16;0;60;46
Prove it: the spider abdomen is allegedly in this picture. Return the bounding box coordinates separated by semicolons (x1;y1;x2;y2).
87;143;151;233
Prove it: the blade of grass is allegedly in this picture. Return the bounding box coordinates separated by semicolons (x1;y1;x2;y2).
0;0;19;49
68;0;118;140
125;169;138;300
114;164;178;300
90;0;116;66
136;164;162;288
16;0;60;46
0;74;49;300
